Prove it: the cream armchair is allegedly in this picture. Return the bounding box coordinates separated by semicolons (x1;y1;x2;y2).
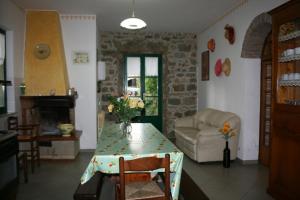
174;108;240;162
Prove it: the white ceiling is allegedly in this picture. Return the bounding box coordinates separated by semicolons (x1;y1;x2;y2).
12;0;244;33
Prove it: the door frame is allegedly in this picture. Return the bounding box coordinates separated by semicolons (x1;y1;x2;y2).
259;31;272;166
123;54;163;131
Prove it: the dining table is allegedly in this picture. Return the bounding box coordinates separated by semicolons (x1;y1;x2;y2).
80;122;184;200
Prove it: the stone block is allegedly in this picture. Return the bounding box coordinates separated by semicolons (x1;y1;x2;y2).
187;84;196;91
168;98;181;105
183;97;196;105
173;84;185;92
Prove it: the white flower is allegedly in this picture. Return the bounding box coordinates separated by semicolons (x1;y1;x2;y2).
108;104;114;112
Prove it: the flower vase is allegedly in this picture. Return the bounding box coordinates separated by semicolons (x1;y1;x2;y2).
223;141;230;168
120;121;132;136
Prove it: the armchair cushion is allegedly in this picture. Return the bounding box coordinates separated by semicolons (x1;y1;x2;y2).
174;127;198;145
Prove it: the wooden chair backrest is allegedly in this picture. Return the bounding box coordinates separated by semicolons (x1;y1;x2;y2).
7;116;36;136
119;154;170;200
7;116;19;130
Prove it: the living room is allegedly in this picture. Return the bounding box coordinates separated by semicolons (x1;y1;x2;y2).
0;0;299;200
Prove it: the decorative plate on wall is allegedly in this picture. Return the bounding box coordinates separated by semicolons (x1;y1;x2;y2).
207;38;215;52
34;43;51;59
224;24;235;44
215;59;222;76
222;58;231;76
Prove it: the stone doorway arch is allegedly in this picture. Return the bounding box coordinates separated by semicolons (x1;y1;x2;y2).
241;13;272;58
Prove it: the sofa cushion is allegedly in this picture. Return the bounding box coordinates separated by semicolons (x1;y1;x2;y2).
175;127;199;145
199;127;221;136
196;108;236;128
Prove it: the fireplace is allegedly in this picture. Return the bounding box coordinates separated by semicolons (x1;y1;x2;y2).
20;96;75;136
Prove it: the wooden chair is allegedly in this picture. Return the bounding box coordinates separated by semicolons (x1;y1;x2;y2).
116;154;171;200
7;116;40;173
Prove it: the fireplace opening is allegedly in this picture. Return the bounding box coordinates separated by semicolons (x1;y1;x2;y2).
20;96;75;136
39;107;71;135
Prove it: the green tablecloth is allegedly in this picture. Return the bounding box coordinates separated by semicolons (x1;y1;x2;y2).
81;122;184;200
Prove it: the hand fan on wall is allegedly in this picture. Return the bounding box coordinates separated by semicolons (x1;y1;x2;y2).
215;59;222;76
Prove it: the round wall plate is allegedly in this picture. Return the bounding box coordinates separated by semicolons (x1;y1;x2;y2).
34;43;51;59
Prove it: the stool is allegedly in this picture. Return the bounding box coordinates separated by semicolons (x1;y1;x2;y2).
74;172;103;200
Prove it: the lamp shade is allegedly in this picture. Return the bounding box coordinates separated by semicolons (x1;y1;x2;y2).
97;61;106;80
120;17;147;30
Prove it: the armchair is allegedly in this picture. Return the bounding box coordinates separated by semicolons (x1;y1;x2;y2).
174;108;240;162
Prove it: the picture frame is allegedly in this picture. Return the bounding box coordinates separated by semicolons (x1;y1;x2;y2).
201;51;209;81
72;51;89;64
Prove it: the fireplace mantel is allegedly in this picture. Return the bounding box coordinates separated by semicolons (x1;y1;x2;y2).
20;95;75;108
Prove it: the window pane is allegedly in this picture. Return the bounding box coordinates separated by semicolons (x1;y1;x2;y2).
145;77;158;96
127;57;140;77
145;57;158;76
0;86;4;107
0;33;5;79
145;97;158;116
127;77;140;96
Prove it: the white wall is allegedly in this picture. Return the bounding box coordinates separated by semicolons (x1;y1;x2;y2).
0;0;25;113
197;0;288;161
61;15;97;149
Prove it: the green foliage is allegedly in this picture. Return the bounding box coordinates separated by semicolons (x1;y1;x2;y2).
108;96;143;122
145;78;158;95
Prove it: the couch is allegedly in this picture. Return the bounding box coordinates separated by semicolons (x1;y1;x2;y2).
174;108;240;162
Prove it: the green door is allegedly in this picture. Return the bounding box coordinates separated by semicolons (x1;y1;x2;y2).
124;54;163;131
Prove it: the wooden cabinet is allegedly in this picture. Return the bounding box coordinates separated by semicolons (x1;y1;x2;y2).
269;1;300;199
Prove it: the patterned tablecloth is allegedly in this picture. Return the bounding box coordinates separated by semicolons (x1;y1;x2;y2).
81;122;184;200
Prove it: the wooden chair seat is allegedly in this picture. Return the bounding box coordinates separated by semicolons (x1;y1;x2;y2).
17;135;37;141
124;181;164;200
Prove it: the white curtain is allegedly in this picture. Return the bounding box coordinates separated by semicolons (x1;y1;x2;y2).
0;33;5;65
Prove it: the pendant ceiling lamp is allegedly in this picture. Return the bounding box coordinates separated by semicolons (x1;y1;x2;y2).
120;0;147;30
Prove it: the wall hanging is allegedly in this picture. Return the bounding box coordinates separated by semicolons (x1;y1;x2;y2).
207;38;215;52
201;51;209;81
222;58;231;76
224;24;235;44
72;51;89;64
215;59;222;76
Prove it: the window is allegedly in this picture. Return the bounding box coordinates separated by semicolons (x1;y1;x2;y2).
0;28;7;114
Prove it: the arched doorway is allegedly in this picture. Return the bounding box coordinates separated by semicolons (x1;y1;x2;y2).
241;13;272;166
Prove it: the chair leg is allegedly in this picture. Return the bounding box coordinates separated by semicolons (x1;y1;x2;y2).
36;141;40;167
16;154;20;183
23;153;28;183
30;141;35;173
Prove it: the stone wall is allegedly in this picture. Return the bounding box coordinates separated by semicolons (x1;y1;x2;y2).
241;13;272;58
99;32;197;136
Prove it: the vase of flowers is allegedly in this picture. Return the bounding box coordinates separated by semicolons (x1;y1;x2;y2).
107;95;144;136
219;122;235;168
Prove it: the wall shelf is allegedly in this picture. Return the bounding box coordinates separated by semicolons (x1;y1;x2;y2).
279;80;300;86
278;30;300;42
279;54;300;62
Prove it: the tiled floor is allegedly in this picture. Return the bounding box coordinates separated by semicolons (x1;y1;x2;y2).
183;157;273;200
17;152;273;200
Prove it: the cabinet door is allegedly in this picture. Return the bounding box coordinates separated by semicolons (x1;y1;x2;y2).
269;1;300;199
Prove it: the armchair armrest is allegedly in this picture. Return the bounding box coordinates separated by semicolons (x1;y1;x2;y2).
175;116;194;128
